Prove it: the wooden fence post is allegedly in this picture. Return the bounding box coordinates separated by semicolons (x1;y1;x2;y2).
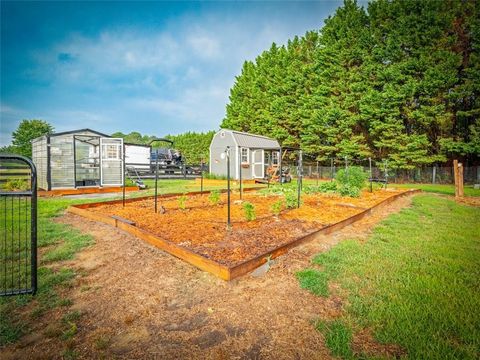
453;160;459;198
458;163;464;198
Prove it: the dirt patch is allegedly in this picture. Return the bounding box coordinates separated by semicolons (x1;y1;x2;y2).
3;193;415;359
352;328;406;358
455;196;480;207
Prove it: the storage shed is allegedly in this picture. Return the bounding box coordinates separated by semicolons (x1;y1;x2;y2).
32;129;124;190
209;129;281;180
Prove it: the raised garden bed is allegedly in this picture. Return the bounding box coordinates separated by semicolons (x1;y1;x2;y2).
68;188;418;280
39;186;140;197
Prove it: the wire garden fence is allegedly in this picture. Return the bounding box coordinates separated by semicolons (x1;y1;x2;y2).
287;159;480;185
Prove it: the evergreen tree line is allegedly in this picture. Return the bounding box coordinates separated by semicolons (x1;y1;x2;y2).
221;0;480;168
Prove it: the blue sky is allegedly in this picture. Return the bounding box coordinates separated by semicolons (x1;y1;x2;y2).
1;1;353;146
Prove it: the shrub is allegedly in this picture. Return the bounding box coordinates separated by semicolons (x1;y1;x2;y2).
338;183;361;197
242;201;256;221
285;190;300;209
319;181;338;193
270;199;284;216
303;182;337;194
208;190;221;205
178;195;187;210
335;166;368;190
3;179;29;191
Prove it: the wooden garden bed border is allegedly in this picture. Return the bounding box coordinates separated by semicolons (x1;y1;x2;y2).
67;188;420;280
39;186;140;197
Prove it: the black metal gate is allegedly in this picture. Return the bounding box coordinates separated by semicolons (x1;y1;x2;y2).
0;154;37;296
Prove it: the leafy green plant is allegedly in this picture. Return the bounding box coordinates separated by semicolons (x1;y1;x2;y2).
285;190;300;209
270;199;284;216
303;182;338;194
335;166;368;189
338;183;361;197
335;166;368;198
178;195;187;210
208;190;221;205
3;179;29;191
242;201;256;221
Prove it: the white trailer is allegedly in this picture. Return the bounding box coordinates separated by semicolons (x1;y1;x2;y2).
125;143;151;171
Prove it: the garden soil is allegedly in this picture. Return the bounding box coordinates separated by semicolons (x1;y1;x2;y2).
86;189;406;265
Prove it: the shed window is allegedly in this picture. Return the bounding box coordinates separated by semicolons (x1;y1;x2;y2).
105;145;119;159
272;151;279;165
241;148;249;163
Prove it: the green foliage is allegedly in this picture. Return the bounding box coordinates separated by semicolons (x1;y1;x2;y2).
270;199;284;216
0;145;18;154
284;190;299;209
334;166;367;197
242;201;256;221
165;131;215;165
299;195;480;359
208;190;221;205
337;183;361;198
178;195;187;210
203;173;228;180
335;166;368;190
112;130;214;165
3;179;29;191
303;181;337;194
12;119;54;158
222;0;480;167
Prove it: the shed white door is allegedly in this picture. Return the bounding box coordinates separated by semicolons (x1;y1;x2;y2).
252;150;264;178
100;138;123;186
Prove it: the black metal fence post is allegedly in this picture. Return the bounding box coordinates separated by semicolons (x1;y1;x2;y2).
155;148;159;212
384;160;388;189
226;147;231;228
122;144;126;207
200;161;204;193
31;160;37;295
239;150;243;199
279;146;283;186
316;161;319;186
297;150;303;208
369;157;373;192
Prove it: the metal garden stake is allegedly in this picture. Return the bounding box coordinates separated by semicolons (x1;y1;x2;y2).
369;157;373;193
239;150;242;199
122;144;126;207
200;161;204;193
226;146;231;228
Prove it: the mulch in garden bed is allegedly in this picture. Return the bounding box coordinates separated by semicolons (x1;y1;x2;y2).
87;189;406;266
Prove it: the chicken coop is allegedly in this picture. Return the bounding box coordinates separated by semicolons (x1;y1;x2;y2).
32;129;125;190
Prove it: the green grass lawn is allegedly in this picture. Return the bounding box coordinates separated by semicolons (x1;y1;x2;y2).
126;178;265;196
393;183;480;197
297;194;480;359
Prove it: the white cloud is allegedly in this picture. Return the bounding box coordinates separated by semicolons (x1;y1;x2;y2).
2;4;331;144
187;34;220;59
